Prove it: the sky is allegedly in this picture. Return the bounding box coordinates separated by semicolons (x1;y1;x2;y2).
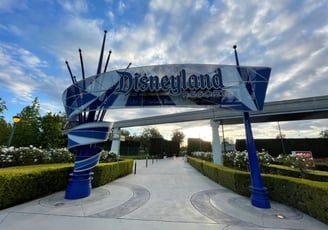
0;0;327;145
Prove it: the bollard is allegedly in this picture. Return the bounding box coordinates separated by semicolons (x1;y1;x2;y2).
146;156;148;168
134;161;137;175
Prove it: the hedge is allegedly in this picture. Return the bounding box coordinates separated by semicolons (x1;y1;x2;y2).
187;156;328;224
261;164;328;182
92;160;134;187
0;160;133;210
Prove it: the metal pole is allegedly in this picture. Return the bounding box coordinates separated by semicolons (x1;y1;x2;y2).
146;156;148;168
7;123;17;147
221;121;227;152
234;45;270;209
277;121;286;154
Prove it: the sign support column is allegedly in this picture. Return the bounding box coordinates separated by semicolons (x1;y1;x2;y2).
110;128;121;159
234;45;270;208
211;119;222;165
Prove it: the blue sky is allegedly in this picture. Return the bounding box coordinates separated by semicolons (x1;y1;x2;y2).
0;0;327;142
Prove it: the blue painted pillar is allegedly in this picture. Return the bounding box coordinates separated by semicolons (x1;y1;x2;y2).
243;112;270;208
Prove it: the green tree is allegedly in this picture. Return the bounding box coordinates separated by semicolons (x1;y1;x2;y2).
120;129;130;140
319;129;328;138
40;112;66;148
0;98;10;145
13;98;42;147
142;127;163;139
0;97;7;115
140;127;163;152
171;130;185;146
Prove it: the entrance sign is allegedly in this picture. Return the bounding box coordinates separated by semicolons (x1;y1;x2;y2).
62;31;272;203
63;64;271;120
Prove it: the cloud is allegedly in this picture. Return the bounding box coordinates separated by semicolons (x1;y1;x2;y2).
57;0;89;14
0;43;65;112
0;0;327;140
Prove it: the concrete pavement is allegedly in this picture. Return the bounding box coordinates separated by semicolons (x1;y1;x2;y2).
0;157;327;230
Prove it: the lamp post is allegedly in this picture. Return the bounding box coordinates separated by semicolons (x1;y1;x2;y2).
7;116;21;147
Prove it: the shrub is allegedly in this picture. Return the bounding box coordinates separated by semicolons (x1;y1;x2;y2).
187;156;328;224
275;154;315;173
223;150;273;171
0;160;133;210
190;151;213;162
0;146;73;167
92;160;133;187
0;164;72;209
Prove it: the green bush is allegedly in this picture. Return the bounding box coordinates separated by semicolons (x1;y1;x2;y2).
262;164;328;182
0;160;133;210
92;160;133;187
263;174;328;223
187;156;328;224
0;164;72;209
188;157;250;196
0;146;74;167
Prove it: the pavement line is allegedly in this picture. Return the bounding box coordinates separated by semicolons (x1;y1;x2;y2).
89;182;150;218
190;189;258;227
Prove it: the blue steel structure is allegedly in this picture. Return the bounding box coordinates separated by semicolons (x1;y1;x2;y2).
234;45;270;208
62;32;272;203
64;31;112;199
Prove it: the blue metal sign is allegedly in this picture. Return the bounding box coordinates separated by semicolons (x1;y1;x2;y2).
63;64;271;120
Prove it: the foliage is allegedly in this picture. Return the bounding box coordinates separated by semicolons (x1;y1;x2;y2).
0;146;73;168
13;98;42;147
1;98;67;148
92;160;133;187
99;151;119;162
120;129;131;140
0;160;133;210
190;151;213;162
222;150;273;171
171;130;185;145
39;112;67;148
187;156;328;224
0;119;10;146
0;164;72;209
275;154;315;173
319;129;328;138
140;127;163;151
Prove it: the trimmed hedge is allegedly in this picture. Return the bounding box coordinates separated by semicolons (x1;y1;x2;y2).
92;160;134;187
261;164;328;182
0;160;133;210
187;157;328;224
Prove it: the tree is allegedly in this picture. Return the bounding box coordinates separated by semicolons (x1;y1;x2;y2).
319;129;328;138
171;130;185;146
0;98;10;145
276;133;286;139
0;97;7;115
40;112;66;148
12;98;42;147
142;127;163;139
120;129;130;140
140;127;163;152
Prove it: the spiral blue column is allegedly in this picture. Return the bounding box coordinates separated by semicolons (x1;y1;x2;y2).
65;122;112;199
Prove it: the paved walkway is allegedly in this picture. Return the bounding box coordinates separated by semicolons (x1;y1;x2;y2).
0;157;327;230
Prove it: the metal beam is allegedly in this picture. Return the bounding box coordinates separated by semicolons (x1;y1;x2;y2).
112;95;328;128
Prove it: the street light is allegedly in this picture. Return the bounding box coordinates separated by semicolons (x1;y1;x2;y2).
7;116;21;147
